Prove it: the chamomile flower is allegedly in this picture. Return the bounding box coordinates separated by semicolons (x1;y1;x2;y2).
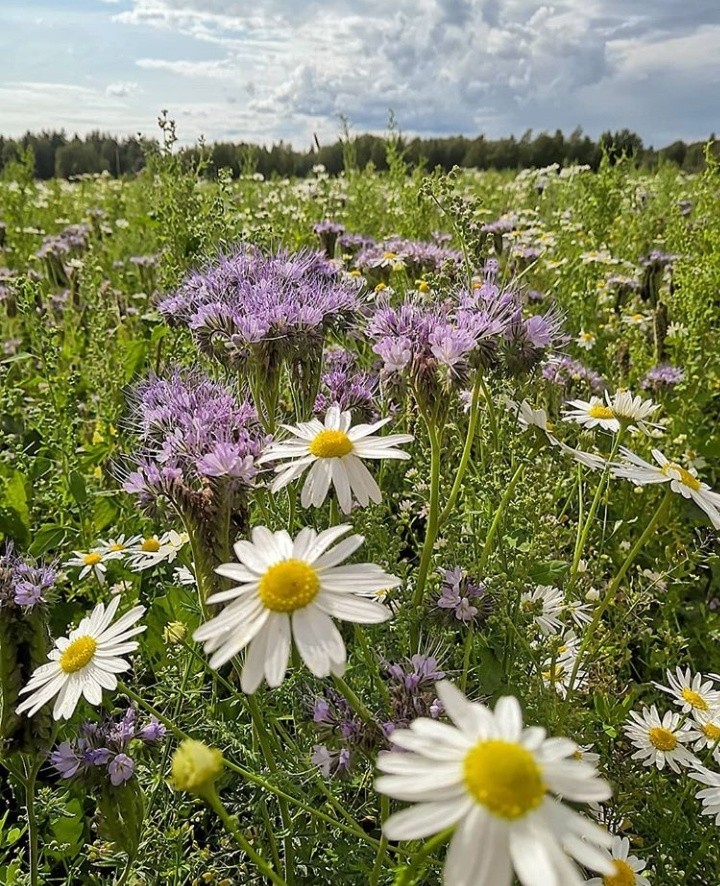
127;530;189;571
654;667;720;715
376;682;613;886
66;549;122;584
16;596;145;720
689;766;720;825
541;633;586;698
606;391;661;434
687;711;720;762
96;535;142;558
565;598;593;628
564;396;620;432
257;404;413;514
610;448;720;529
193;525;400;693
506;398;554;435
585;836;651;886
576;330;596;351
624;706;697;773
521;585;565;635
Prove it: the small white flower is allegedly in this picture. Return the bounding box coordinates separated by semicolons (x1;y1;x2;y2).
193;525;400;693
65;549;122;584
376;682;613;886
506;398;554;436
576;330;596;351
173;565;197;586
611;448;720;529
565;598;593;627
96;534;142;558
564;397;619;432
521;585;565;635
624;706;697;772
654;667;720;715
607;390;661;434
127;531;189;572
258;404;413;514
686;711;720;761
16;596;145;720
689;765;720;825
585;835;651;885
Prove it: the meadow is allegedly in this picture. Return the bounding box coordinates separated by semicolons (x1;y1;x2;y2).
1;132;720;885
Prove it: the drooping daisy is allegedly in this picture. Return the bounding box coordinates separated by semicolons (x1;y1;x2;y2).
610;448;720;529
127;530;189;572
624;706;697;773
687;711;720;762
16;596;146;720
654;667;720;715
505;398;554;436
563;396;620;433
521;585;565;635
585;836;651;886
376;682;613;886
689;766;720;825
257;404;413;514
65;549;122;584
193;525;399;693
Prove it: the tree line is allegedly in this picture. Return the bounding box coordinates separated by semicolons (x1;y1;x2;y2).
0;127;716;180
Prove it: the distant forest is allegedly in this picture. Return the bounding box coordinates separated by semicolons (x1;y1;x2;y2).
0;127;717;180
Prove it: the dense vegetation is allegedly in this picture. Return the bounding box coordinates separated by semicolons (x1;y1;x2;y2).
1;132;720;885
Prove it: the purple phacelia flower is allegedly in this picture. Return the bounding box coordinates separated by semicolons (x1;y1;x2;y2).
0;542;56;611
50;741;85;778
542;355;605;395
437;566;491;626
641;363;684;390
108;753;135;786
138;718;166;743
313;347;377;420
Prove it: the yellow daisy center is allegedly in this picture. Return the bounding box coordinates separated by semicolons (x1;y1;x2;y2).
141;538;161;552
259;559;320;613
108;542;125;552
648;726;677;751
681;687;708;710
59;636;98;673
309;429;353;459
588;404;615;420
702;723;720;740
603;859;636;886
463;740;546;820
383;251;398;260
663;463;701;491
83;552;103;566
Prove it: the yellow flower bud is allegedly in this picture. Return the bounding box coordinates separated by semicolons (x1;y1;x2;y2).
164;621;187;645
171;740;223;797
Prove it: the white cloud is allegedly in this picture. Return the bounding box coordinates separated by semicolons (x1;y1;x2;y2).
106;81;140;97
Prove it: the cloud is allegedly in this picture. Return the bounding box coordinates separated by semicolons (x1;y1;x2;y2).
136;57;237;79
106;81;140;97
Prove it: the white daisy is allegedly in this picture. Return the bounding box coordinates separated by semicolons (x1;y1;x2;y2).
95;534;142;558
521;585;565;635
565;598;593;628
173;565;197;586
556;441;608;472
687;711;720;763
610;448;720;529
541;633;586;699
563;397;620;433
585;836;651;886
65;549;122;584
257;404;414;514
16;596;145;720
127;530;189;571
376;682;613;886
576;330;596;351
193;525;400;693
654;667;720;715
689;765;720;825
505;398;555;436
624;706;697;773
606;390;661;434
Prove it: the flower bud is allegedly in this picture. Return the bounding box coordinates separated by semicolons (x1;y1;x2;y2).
171;740;223;798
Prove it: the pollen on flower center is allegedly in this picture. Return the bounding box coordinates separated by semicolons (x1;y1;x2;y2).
59;636;98;673
702;723;720;740
83;552;102;566
588;404;615;420
648;726;677;751
463;739;545;820
108;543;125;552
309;429;353;459
603;859;636;886
663;463;701;491
141;538;161;552
681;687;708;710
259;559;320;612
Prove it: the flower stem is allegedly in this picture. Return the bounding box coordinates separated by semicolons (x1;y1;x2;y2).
410;419;442;642
370;795;390;886
559;488;672;725
332;673;376;726
22;756;42;886
206;789;289;886
397;827;454;886
438;372;483;527
478;462;525;572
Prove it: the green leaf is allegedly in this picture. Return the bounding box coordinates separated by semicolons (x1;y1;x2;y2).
0;470;30;543
28;524;74;557
68;470;87;505
47;797;85;860
121;339;147;381
93;496;120;533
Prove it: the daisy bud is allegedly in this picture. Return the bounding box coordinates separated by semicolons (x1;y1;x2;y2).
163;621;187;645
171;740;223;798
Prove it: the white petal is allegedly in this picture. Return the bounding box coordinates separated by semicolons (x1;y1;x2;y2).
291;606;345;677
263;614;291;688
315;591;391;624
381;797;471;841
331;458;353;513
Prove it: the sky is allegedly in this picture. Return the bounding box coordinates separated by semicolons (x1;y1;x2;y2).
1;0;719;149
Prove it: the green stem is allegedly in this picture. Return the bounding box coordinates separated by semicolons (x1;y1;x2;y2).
333;673;376;726
460;622;475;693
23;757;41;886
438;372;483;527
354;625;391;708
117;682;382;850
206;790;288;886
410;420;442;636
397;827;454;886
559;488;672;725
370;795;390;886
478;462;525;572
478;375;498;452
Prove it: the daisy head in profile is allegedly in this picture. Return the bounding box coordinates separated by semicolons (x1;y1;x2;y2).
376;681;613;886
257;404;413;514
16;596;145;721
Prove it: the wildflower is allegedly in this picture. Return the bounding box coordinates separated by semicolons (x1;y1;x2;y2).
313;347;377;420
689;766;720;825
564;391;659;435
542;355;605;396
376;682;613;886
610;448;720;529
436;567;491;625
193;525;400;692
654;667;720;715
577;330;596;351
686;711;720;762
65;549;121;584
313;219;345;257
641;363;684;391
585;836;651;886
521;586;565;635
385;654;446;730
163;621;187;645
108;753;135;785
16;596;145;720
171;740;224;798
173;565;196;586
96;535;142;559
505;398;554;437
624;706;697;772
126;530;189;572
258;404;413;514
